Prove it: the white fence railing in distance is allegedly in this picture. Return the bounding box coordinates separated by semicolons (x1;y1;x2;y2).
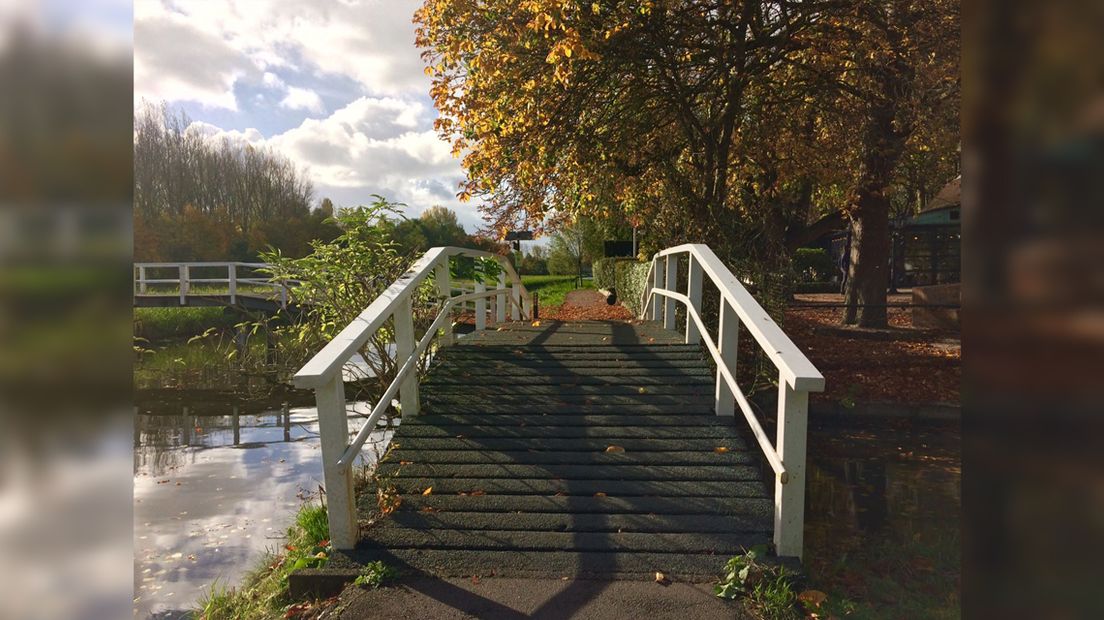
640;244;825;560
134;262;292;308
291;247;533;548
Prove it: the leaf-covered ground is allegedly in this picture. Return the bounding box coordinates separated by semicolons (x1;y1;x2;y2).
541;289;636;321
785;293;960;405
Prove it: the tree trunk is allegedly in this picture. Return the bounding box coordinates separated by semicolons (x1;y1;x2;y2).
844;188;891;326
844;93;906;326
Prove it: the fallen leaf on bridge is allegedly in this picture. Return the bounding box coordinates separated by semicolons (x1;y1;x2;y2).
714;447;730;454
594;492;607;497
422;487;433;495
655;571;671;585
605;445;625;453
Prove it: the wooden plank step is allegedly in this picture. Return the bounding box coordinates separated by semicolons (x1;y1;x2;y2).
421;403;717;415
399;414;735;427
429;366;714;378
383;511;768;534
443;339;702;350
383;449;756;466
421;384;713;396
439;350;706;359
359;528;765;555
391;424;742;439
423;394;714;407
391;494;773;515
378;463;761;482
391;436;750;452
385;478;766;498
431;358;714;370
423;373;713;385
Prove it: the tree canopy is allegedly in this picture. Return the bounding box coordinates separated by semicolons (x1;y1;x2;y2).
133;102;337;261
415;0;959;326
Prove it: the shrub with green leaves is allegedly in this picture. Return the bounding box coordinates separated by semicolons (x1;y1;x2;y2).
259;196;442;401
793;248;835;283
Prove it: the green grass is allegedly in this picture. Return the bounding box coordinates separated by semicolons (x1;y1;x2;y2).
134;306;240;340
194;502;362;619
521;274;595;308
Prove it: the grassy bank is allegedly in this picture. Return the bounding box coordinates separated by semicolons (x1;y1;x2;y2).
520;274;594;309
196;503;332;619
134;306;240;341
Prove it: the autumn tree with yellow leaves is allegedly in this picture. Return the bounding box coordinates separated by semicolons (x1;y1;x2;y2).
415;0;958;327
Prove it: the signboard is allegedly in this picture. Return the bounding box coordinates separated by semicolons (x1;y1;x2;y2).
604;240;634;258
505;230;534;241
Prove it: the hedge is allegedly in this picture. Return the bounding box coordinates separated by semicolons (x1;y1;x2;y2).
593;257;651;316
793;247;835;283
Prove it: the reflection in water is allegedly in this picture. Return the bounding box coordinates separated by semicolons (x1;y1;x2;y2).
803;421;960;607
133;395;393;619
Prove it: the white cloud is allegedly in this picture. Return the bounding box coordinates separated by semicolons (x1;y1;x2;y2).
262;71;285;89
134;2;257;109
280;87;324;114
134;0;429;109
185;96;486;229
135;1;490;231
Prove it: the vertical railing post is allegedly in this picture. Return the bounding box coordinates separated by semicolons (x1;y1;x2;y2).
393;299;420;417
686;255;703;344
510;278;521;321
280;284;289;309
229;264;237;305
663;255;678;331
475;279;487;331
495;271;507;324
315;374;357;549
650;257;663;321
435;258;453;346
774;379;809;559
179;264;189;305
138;265;147;294
522;289;533;320
715;300;739;417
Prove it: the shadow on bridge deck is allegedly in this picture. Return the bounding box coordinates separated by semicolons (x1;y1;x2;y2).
308;319;771;599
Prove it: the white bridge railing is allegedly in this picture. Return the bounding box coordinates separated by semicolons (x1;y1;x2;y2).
134;261;292;308
640;244;824;559
292;247;533;548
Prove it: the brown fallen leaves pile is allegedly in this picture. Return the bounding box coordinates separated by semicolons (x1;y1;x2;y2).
785;301;960;405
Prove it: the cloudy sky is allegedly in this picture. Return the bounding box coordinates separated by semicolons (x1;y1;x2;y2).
133;0;482;230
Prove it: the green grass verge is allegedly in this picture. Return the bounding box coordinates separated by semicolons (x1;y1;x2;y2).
521;275;595;308
134;306;240;341
195;503;333;619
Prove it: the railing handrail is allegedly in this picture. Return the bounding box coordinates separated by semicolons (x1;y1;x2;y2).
641;243;823;560
292;246;530;390
644;244;824;391
134;261;270;269
292;246;531;550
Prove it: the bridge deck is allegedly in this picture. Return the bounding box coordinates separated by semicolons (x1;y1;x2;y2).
343;320;772;581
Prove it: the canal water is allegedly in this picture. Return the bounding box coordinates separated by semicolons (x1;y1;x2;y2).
133;395;959;618
133;394;394;619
